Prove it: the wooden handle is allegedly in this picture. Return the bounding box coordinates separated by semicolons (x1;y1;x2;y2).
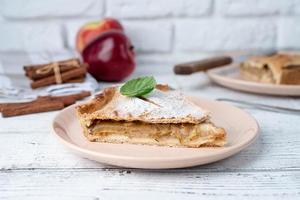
174;56;233;75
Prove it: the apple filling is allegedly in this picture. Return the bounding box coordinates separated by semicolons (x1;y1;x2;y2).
87;120;226;147
240;62;276;84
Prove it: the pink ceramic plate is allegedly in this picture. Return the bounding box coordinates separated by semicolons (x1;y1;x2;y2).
207;65;300;96
52;96;259;169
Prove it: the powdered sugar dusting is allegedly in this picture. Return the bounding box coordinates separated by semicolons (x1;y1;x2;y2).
94;88;209;123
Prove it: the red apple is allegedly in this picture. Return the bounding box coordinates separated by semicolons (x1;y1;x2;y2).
76;18;123;53
82;30;135;81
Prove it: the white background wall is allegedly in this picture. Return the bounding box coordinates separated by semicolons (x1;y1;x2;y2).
0;0;300;74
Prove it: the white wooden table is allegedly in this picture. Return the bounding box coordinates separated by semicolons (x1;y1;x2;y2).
1;60;300;199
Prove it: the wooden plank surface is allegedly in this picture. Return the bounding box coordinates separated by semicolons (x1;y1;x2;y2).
1;170;299;199
1;66;300;199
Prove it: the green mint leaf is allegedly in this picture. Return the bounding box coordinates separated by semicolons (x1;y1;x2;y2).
120;76;157;97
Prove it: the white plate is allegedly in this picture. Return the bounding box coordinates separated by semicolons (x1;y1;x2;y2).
207;65;300;96
52;96;259;169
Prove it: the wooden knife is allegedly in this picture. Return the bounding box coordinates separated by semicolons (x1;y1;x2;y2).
174;50;277;75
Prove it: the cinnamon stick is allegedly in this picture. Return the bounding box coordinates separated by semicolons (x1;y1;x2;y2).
24;58;81;80
30;67;87;89
0;91;91;110
0;91;91;117
37;96;76;107
1;100;64;117
24;58;80;71
0;101;32;112
44;90;91;106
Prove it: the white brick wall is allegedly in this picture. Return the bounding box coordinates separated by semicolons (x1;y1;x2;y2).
0;0;299;66
122;21;172;52
0;22;64;52
278;18;300;49
107;0;212;18
216;0;297;16
1;0;104;18
176;19;276;51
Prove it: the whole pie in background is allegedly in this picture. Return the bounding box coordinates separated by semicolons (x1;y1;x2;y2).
240;54;300;85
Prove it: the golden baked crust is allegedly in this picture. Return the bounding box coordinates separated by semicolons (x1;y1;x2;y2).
76;85;226;148
240;54;300;85
76;85;210;125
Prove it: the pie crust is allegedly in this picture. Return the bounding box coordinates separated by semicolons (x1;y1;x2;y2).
76;85;226;148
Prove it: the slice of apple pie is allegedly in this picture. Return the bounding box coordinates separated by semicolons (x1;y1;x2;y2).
240;54;300;85
76;85;226;148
